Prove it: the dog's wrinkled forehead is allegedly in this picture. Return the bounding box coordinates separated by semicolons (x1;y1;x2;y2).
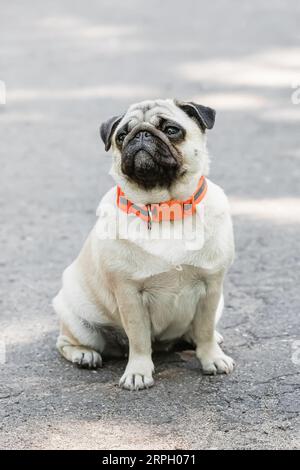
100;99;216;151
123;99;180;130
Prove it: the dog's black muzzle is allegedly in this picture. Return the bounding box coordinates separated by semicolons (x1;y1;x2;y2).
121;127;181;189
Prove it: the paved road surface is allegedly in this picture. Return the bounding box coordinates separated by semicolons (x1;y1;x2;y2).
0;0;300;449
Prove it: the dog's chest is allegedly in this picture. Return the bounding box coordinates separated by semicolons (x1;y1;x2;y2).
141;265;206;341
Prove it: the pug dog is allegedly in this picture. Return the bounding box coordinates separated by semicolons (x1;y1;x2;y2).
53;99;235;391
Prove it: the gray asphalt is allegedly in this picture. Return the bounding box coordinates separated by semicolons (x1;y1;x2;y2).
0;0;300;450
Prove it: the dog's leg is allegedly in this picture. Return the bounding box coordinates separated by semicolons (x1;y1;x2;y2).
192;274;235;375
215;330;224;345
53;292;103;369
214;293;224;344
115;284;154;391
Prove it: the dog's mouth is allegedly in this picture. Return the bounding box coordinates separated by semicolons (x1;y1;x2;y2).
120;126;182;189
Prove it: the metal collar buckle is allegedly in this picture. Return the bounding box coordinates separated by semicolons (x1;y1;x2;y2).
147;204;152;230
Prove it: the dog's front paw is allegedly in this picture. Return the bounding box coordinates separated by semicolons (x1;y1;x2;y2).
119;356;154;391
197;342;235;375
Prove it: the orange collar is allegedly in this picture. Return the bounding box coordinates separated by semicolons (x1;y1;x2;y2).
117;176;207;230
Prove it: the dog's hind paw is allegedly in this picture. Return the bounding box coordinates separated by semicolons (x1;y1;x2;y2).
57;335;102;369
71;348;103;369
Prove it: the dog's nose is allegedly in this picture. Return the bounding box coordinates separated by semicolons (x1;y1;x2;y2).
134;131;152;142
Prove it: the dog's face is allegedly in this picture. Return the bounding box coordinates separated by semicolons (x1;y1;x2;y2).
100;99;215;192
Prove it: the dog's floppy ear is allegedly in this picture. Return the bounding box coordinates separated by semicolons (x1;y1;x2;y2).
176;101;216;131
100;115;123;151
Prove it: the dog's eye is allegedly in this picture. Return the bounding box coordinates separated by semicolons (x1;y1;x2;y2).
164;126;180;136
117;132;127;144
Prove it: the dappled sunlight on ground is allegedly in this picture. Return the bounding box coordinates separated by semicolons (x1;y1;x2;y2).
39;16;137;39
230;197;300;223
192;92;271;110
178;47;300;88
7;85;160;102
